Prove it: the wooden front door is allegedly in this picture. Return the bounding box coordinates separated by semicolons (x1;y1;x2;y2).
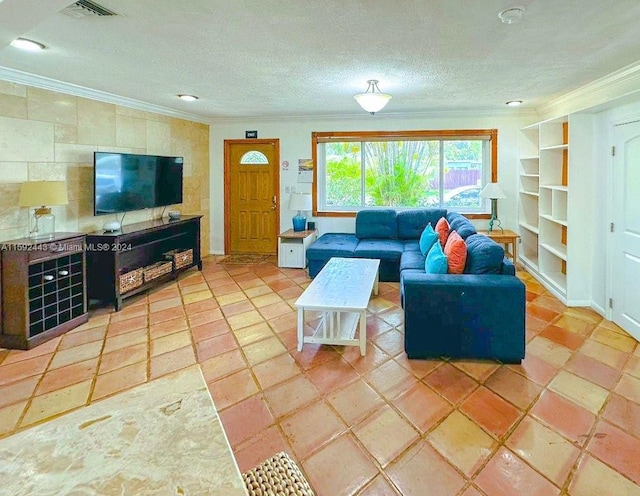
224;139;279;254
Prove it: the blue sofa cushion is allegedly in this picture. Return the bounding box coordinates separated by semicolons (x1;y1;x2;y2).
464;234;505;274
355;209;398;239
305;233;358;260
446;212;477;240
397;209;447;239
404;240;420;252
400;250;425;272
425;242;448;274
354;239;404;260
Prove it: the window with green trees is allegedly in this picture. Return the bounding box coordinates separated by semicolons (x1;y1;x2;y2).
312;129;497;217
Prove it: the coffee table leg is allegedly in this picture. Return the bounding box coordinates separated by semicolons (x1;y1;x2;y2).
373;271;379;296
359;309;366;356
297;307;304;352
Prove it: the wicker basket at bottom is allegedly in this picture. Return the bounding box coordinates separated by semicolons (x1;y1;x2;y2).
164;248;193;270
142;261;173;283
118;268;143;294
242;452;315;496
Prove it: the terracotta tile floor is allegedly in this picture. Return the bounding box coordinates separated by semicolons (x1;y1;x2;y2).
1;256;640;495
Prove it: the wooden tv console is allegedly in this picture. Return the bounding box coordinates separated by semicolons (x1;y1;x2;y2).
86;215;202;311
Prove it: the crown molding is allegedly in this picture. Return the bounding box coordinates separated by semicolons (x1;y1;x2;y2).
536;61;640;120
207;108;538;125
0;66;211;124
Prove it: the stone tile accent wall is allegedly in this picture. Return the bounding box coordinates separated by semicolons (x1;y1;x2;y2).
0;81;210;254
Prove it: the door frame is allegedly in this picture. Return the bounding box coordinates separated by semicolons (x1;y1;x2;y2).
223;138;280;254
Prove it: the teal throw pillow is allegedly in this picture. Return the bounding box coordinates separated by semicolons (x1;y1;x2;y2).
425;241;448;274
419;224;439;256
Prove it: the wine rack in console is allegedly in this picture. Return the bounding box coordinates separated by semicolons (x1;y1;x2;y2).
0;233;88;350
86;215;202;311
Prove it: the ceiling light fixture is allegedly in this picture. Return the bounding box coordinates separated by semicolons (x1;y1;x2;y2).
498;6;525;24
177;94;198;102
10;38;46;51
354;80;392;115
506;100;523;106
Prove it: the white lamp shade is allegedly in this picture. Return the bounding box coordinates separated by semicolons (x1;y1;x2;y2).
354;92;392;113
480;182;506;199
354;80;392;114
19;181;69;207
288;193;312;211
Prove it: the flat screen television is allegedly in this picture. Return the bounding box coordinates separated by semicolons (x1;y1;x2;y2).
93;152;183;216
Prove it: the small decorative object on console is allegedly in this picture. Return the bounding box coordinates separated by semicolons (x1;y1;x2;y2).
168;210;181;220
288;193;312;232
102;220;121;232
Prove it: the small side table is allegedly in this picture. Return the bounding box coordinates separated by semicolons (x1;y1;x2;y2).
478;229;520;265
278;229;318;268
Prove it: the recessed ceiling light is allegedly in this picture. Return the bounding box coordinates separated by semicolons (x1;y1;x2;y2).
177;94;198;102
506;100;523;107
498;6;525;24
10;38;46;51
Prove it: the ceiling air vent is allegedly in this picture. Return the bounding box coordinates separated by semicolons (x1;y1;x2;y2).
61;0;118;18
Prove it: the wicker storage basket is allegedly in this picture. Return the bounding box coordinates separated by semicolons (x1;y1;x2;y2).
119;268;143;294
165;248;193;270
242;452;314;496
142;260;173;283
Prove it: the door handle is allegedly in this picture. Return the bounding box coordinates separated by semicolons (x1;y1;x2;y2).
271;195;277;210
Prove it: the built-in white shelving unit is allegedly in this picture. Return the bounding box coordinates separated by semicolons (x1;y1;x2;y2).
517;125;541;272
517;114;594;305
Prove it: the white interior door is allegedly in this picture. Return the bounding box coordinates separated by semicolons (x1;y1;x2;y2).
612;120;640;340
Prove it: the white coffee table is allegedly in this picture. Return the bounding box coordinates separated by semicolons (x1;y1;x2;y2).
295;257;380;356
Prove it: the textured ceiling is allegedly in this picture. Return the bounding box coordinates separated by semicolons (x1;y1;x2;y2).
1;0;640;119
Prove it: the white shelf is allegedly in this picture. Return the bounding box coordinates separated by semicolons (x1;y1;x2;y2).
540;184;568;192
520;168;539;198
540;242;567;261
540;144;568;151
540;214;568;227
519;190;539;197
519;221;539;234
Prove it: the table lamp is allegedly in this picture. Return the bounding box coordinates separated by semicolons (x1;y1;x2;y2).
18;180;69;238
480;182;506;232
288;193;312;232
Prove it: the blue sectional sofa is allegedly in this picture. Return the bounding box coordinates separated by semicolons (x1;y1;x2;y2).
306;209;526;363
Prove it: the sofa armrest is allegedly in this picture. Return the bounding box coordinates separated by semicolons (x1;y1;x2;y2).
401;273;526;363
502;257;516;275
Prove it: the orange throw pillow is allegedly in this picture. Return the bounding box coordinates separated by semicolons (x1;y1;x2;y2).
444;230;467;274
435;217;450;248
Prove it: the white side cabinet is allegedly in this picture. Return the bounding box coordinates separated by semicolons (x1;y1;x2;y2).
278;229;318;268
